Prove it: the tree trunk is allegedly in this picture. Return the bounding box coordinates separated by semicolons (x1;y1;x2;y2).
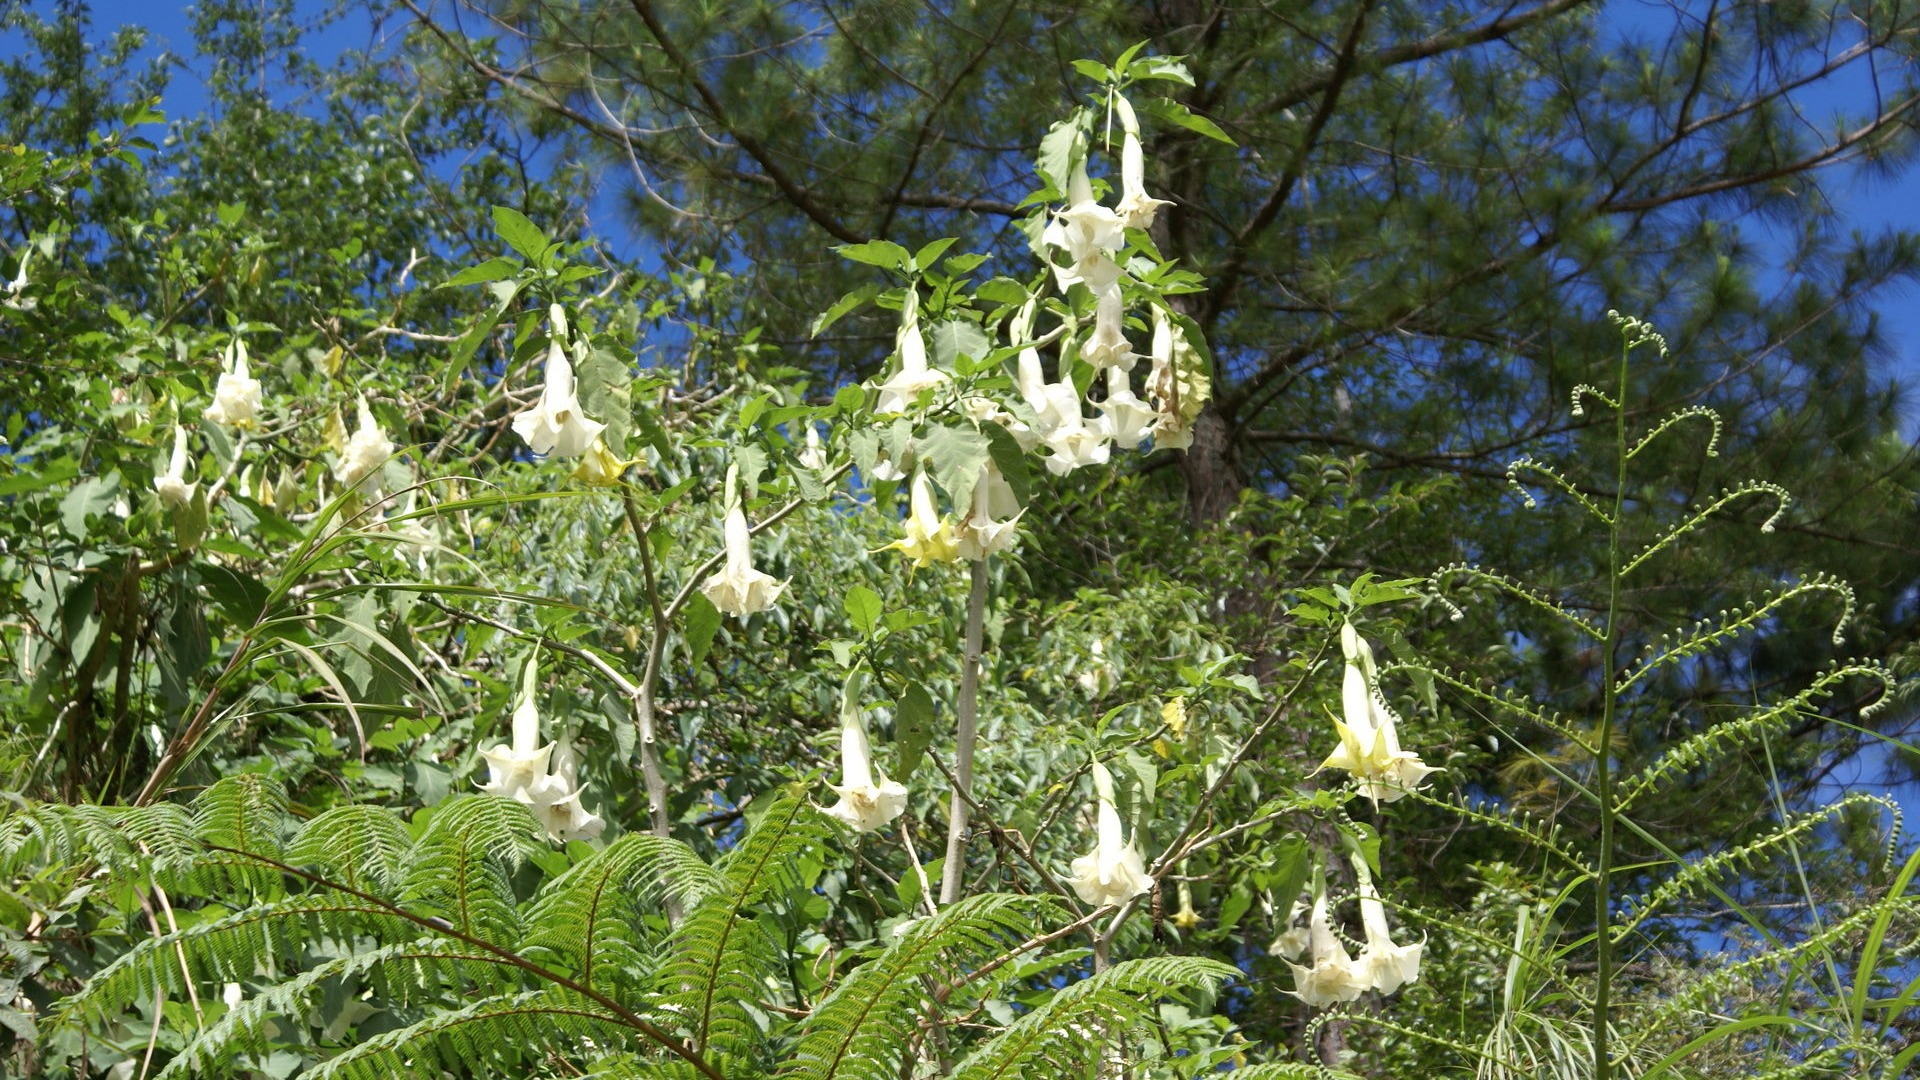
1178;401;1243;527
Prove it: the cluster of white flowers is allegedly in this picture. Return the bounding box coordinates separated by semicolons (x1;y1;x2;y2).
1276;855;1425;1006
478;692;604;843
1318;622;1441;804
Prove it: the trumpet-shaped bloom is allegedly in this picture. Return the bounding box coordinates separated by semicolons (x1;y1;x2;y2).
956;464;1022;560
797;424;828;470
1042;416;1112;476
875;308;949;414
1116;135;1172;230
513;339;606;458
884;470;961;566
701;500;788;617
203;342;263;429
1081;285;1135;370
337;397;395;494
1145;308;1199;450
480;690;604;843
480;698;556;803
1097;367;1157;450
1269;892;1313;960
570;437;626;487
1068;761;1154;908
156;426;197;508
1351;853;1423;995
824;675;908;833
1318;622;1441;804
1287;878;1370;1007
1171;881;1202;931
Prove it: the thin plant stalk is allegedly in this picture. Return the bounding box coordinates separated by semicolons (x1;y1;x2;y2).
1593;335;1631;1080
940;557;989;906
623;483;673;840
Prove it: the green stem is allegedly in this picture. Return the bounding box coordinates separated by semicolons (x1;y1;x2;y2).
1594;337;1631;1080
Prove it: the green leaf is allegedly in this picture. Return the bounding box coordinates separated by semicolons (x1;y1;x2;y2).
1266;834;1311;909
490;206;549;261
441;256;522;289
0;458;78;495
981;423;1032;505
928;319;993;373
892;682;936;780
576;347;633;455
917;423;992;507
1071;59;1111;83
1036;114;1085;198
1138;97;1236;145
844;586;883;635
914;237;959;271
812;282;882;338
1126;56;1194;86
684;593;722;667
833;240;912;272
833;383;868;415
445;279;526;393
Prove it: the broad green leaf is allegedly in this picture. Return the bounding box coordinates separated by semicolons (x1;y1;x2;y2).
892;681;936;780
833;240;911;272
1071;59;1110;83
684;593;722;667
914;237;959;271
491;205;549;261
812;282;882;338
918;423;991;507
441;256;522;288
928;319;992;372
844;586;883;635
1138;97;1235;145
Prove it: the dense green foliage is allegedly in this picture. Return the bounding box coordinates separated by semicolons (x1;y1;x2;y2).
1;2;1917;1078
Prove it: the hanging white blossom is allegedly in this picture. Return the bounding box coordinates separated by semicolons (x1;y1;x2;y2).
1068;760;1153;908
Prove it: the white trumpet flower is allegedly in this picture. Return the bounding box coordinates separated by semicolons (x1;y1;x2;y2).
1351;853;1423;995
1113;96;1172;230
1097;366;1157;450
824;672;908;833
700;468;787;616
1081;285;1134;370
337;397;395;494
1068;761;1153;908
1287;875;1370;1007
203;341;263;430
155;426;197;508
480;697;555;803
1318;622;1441;804
513;338;606;458
875;297;949;414
956;463;1022;560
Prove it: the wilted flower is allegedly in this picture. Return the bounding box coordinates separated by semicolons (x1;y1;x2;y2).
1097;366;1157;450
1068;760;1154;908
824;671;909;833
956;463;1022;560
875;296;949;414
1351;852;1423;995
700;466;787;616
884;469;961;567
203;341;263;430
1171;880;1202;931
1146;307;1205;450
1287;872;1369;1007
1318;622;1441;804
155;426;197;508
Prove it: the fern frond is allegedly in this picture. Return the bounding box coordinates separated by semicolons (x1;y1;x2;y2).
522;832;718;993
185;773;291;896
300;987;637;1080
1615;577;1858;693
657;785;833;1056
156;937;519;1078
54;895;421;1032
1618;662;1890;809
396;795;541;943
286;803;415;894
949;956;1239;1080
783;893;1060;1080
